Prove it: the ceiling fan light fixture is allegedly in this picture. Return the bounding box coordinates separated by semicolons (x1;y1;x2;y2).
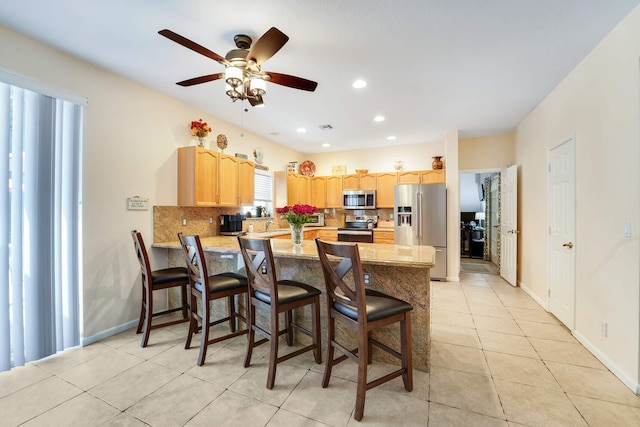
250;77;267;96
225;83;242;101
225;66;243;87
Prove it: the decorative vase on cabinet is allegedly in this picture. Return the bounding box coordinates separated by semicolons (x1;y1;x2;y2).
432;156;443;170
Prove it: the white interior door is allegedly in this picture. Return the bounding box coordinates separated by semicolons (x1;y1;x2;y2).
500;165;518;286
548;136;576;329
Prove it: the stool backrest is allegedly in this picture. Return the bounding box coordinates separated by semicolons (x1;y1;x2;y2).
237;237;277;299
178;233;209;295
315;238;365;323
131;230;152;286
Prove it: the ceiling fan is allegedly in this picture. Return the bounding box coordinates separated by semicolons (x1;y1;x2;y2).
159;27;318;107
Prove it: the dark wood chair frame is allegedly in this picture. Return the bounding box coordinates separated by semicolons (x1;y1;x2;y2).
178;233;249;366
131;230;189;348
315;238;413;421
237;236;322;389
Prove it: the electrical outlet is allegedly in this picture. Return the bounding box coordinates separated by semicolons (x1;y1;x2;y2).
363;272;372;286
209;217;213;224
601;321;608;337
261;264;267;274
182;218;187;226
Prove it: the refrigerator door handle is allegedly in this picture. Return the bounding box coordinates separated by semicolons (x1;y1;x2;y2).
416;191;422;238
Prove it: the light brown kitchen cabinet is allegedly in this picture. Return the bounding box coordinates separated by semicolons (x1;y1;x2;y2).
178;147;254;206
375;172;397;208
218;153;239;206
342;174;358;190
311;176;327;208
177;147;219;206
374;230;395;244
274;171;311;207
343;173;376;190
238;158;255;205
397;171;421;184
420;169;446;184
326;175;343;208
317;229;338;242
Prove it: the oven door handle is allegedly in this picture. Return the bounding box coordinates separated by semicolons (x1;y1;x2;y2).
338;230;373;236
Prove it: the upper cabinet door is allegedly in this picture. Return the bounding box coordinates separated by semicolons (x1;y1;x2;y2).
218;153;239;206
376;172;397;208
178;147;219;206
397;171;421;184
238;158;255;205
326;175;343;208
311;176;327;208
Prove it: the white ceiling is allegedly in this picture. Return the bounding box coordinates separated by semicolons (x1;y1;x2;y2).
1;0;638;153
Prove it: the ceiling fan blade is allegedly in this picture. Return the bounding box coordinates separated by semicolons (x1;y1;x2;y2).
176;73;225;87
264;72;318;92
247;27;289;65
159;29;227;65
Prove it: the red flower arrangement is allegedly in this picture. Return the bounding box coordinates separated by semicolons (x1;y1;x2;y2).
189;119;212;139
276;204;318;225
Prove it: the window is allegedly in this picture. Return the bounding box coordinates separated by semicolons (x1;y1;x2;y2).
248;170;272;217
0;71;85;372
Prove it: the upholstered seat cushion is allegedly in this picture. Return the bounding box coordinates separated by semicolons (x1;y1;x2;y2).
255;280;321;305
334;289;413;322
151;267;189;286
193;272;248;293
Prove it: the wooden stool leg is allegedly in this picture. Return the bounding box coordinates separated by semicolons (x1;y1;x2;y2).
197;296;210;366
354;331;369;422
140;288;153;348
322;315;335;388
367;331;373;364
244;301;256;368
181;284;189;319
401;314;413;391
228;295;237;332
285;310;293;346
266;308;279;389
185;289;197;350
136;285;146;334
312;297;322;364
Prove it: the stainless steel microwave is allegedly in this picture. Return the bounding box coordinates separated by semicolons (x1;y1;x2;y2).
342;190;376;209
306;213;325;226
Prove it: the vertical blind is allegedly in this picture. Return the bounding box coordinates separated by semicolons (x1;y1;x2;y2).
0;80;83;372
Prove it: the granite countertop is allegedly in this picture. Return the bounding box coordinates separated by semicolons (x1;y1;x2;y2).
153;234;434;268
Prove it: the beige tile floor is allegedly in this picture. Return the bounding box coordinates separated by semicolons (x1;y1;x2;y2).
1;272;640;426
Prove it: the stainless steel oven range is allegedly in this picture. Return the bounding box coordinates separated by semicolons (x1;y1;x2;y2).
337;215;378;243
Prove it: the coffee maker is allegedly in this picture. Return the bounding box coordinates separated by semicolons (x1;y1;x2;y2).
220;214;245;235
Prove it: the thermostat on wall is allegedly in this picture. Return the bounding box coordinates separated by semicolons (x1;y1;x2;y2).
127;196;149;211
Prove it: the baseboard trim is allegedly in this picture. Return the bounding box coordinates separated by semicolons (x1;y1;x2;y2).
518;280;549;311
446;275;460;282
572;331;639;394
82;319;138;347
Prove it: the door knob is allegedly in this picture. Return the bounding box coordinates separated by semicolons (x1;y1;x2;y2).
562;242;574;249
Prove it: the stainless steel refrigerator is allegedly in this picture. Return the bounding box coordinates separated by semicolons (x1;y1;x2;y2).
394;184;447;280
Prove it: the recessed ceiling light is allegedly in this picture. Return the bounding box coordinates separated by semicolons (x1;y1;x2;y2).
387;136;396;141
374;115;385;122
322;143;330;148
352;79;367;89
297;128;307;133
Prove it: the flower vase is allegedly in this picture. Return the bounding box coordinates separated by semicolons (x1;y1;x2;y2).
197;137;206;148
290;223;304;246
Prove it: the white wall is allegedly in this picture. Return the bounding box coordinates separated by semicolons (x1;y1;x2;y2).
0;25;300;339
516;5;640;391
307;141;445;175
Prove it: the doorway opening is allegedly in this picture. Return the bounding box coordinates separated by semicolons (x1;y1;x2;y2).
460;171;500;275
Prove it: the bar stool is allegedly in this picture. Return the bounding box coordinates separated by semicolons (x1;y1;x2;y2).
315;238;413;421
178;233;249;366
131;230;189;347
237;236;322;389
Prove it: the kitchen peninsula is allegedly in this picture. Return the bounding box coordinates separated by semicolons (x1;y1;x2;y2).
153;235;435;371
